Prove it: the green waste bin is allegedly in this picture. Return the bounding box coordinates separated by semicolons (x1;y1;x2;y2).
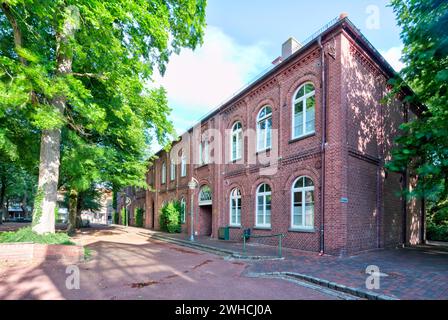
218;226;230;240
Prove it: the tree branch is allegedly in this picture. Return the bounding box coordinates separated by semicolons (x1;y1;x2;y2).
1;3;26;65
71;72;107;80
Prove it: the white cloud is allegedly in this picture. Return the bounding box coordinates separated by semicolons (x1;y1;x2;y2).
380;46;405;72
153;26;271;112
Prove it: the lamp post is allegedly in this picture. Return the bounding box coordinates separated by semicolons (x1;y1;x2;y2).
188;178;199;241
125;195;131;227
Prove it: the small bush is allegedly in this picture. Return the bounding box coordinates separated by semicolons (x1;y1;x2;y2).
159;201;181;233
0;227;74;245
427;223;448;242
113;210;119;224
135;207;144;228
121;207;128;226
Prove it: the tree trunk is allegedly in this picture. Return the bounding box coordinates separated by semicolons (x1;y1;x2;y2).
32;128;61;233
32;6;79;234
0;176;5;225
75;191;82;228
67;189;78;236
20;191;28;218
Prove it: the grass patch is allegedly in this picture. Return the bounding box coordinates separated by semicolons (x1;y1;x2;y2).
0;227;74;245
84;247;92;260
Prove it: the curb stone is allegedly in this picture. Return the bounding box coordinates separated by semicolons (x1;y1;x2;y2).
248;271;398;300
150;233;282;260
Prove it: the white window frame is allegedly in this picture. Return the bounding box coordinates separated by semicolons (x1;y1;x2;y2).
231;122;243;161
198;185;212;206
180;198;186;224
199;139;209;165
181;153;187;177
291;176;314;230
170;159;176;181
255;184;271;228
257;106;272;152
229;188;242;226
292;83;316;139
161;162;166;184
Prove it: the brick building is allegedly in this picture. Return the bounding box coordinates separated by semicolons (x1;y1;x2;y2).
118;15;425;256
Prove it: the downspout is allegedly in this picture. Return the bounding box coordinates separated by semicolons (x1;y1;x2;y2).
421;196;425;244
377;81;385;248
402;104;409;246
318;36;327;255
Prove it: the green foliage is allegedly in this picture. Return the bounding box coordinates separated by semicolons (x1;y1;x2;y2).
386;1;448;211
0;0;207;229
112;191;117;211
426;199;448;241
84;247;93;260
427;223;448;242
120;207;127;226
113;210;119;224
0;227;74;245
0;162;37;213
135;207;144;228
159;201;181;233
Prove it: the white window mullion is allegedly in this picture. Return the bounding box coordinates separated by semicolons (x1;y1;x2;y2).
303;96;307;135
302;187;306;228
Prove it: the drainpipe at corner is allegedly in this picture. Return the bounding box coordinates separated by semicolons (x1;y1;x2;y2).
318;35;327;256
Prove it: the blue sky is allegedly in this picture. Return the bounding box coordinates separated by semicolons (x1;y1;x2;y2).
152;0;404;141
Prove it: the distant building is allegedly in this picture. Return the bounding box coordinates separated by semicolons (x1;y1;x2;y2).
81;188;113;224
57;188;113;225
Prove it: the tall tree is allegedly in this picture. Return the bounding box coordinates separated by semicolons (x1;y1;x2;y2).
0;0;207;234
387;0;448;207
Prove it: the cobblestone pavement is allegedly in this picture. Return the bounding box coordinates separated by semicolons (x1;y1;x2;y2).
0;225;341;300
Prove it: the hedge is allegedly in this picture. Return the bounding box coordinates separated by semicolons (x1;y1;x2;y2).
159;201;181;233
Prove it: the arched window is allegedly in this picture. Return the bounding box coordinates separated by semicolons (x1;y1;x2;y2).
256;183;271;227
199;185;212;206
161;162;166;184
292;83;315;138
181;152;187;177
257;106;272;151
291;176;314;229
229;188;242;226
199;138;209;165
180;198;186;224
170;158;176;181
231;122;243;161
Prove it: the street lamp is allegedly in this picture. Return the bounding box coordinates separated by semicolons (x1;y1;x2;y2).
188;177;199;241
125;195;131;227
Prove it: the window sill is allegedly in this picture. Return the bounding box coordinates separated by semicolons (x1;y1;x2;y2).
230;157;242;163
196;163;209;169
288;227;315;233
228;225;241;229
289;132;315;144
256;148;271;155
253;226;272;230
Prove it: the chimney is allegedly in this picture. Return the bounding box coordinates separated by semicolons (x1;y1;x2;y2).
339;12;349;20
282;37;302;60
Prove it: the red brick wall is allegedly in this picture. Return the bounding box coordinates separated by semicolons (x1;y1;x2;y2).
0;243;83;263
119;21;422;255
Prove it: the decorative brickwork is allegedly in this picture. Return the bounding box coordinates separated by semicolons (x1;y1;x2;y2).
118;18;423;256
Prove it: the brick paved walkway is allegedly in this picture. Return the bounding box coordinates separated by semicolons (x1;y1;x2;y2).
143;228;448;300
0;225;338;300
